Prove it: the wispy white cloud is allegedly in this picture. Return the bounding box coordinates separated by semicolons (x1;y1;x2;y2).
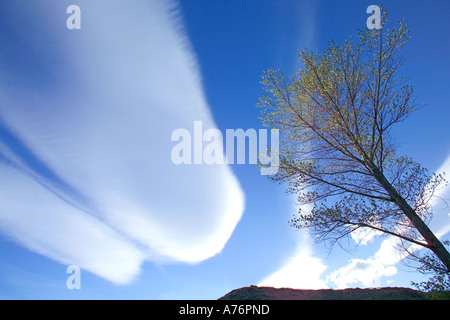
258;202;327;290
327;258;397;289
326;236;406;289
0;163;146;284
350;226;383;246
258;231;328;290
0;0;244;284
427;154;450;238
257;0;327;291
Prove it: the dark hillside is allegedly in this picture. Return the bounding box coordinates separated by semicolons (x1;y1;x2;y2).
219;286;432;300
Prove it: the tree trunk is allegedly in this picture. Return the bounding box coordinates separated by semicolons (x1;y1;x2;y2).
371;166;450;271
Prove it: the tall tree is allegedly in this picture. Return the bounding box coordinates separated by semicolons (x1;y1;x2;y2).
258;15;450;273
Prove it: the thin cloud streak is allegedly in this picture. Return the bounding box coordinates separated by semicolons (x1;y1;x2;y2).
258;200;328;290
0;0;244;284
258;230;328;290
258;0;328;291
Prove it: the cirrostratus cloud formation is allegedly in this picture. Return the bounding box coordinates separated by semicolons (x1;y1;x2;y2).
0;0;244;284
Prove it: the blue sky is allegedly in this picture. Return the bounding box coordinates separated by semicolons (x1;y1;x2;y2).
0;0;449;299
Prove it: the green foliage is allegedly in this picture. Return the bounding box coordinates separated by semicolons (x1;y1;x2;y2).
411;241;450;299
258;8;449;271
